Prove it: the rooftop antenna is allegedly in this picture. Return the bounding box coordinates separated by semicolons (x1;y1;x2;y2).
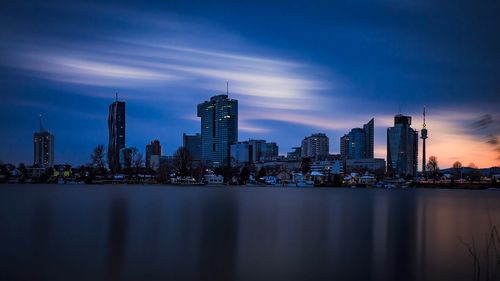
423;106;426;128
226;81;229;96
38;114;44;132
398;103;402;115
115;92;118;102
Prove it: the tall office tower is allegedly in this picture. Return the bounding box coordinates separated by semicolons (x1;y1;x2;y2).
421;107;428;177
108;94;126;172
33;115;54;168
341;118;374;160
363;118;374;158
340;134;350;160
347;128;366;159
197;93;238;167
301;133;329;159
183;133;202;161
146;139;162;169
387;114;418;177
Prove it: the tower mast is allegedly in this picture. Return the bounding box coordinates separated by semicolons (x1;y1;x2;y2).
421;106;428;179
39;114;44;132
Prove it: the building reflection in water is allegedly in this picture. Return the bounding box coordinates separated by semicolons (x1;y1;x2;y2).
1;186;500;281
107;193;128;281
196;191;240;281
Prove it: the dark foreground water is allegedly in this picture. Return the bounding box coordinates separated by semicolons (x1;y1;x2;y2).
1;185;500;281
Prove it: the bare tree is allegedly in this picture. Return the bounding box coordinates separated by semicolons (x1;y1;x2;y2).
174;146;192;176
426;156;439;183
91;145;106;170
452;161;463;180
131;148;143;170
466;162;482;182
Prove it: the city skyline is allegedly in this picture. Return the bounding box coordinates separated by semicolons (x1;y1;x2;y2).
0;0;499;168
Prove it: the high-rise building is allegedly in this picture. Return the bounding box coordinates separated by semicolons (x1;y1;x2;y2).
301;133;329;159
248;139;266;162
387;114;418;177
33;116;54;168
230;141;253;164
183;133;202;161
340;134;350;160
263;142;279;160
363;118;374;158
197;94;238;167
341;118;374;160
146;139;162;169
108;94;126;172
230;140;278;164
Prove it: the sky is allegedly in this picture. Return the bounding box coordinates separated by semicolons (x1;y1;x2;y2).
0;0;499;168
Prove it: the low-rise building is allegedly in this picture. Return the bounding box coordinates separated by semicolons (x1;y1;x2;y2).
310;160;343;174
345;158;386;174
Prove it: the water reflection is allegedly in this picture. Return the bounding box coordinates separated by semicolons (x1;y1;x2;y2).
0;186;499;281
107;193;128;281
197;192;239;281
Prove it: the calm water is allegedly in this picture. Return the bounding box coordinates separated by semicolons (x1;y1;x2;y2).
1;184;500;281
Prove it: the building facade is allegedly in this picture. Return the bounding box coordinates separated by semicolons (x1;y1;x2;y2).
34;130;54;168
341;118;374;160
146;139;162;169
345;158;386;174
387;114;418;177
183;133;202;161
230;141;253;165
197;94;238;167
301;133;329;159
108;98;126;172
263;142;279;160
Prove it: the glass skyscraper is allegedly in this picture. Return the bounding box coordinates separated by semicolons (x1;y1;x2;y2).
340;118;374;160
34;129;54;168
108;98;125;172
197;94;238;167
183;133;202;161
387;114;418;177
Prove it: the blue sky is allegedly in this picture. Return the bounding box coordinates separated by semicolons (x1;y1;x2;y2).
0;0;499;167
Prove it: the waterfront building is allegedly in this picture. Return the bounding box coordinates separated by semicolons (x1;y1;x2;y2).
108;94;125;172
310;160;343;174
340;118;374;160
197;94;238;167
33;116;54;168
145;139;162;169
387;114;418;177
149;155;161;171
363;118;374;158
263;142;279;161
230;140;279;165
287;147;302;160
119;147;133;169
230;141;252;165
345;158;386;174
340;135;349;160
183;133;202;161
301;133;329;160
248;139;266;162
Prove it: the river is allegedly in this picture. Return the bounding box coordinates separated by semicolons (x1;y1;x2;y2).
1;184;499;281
